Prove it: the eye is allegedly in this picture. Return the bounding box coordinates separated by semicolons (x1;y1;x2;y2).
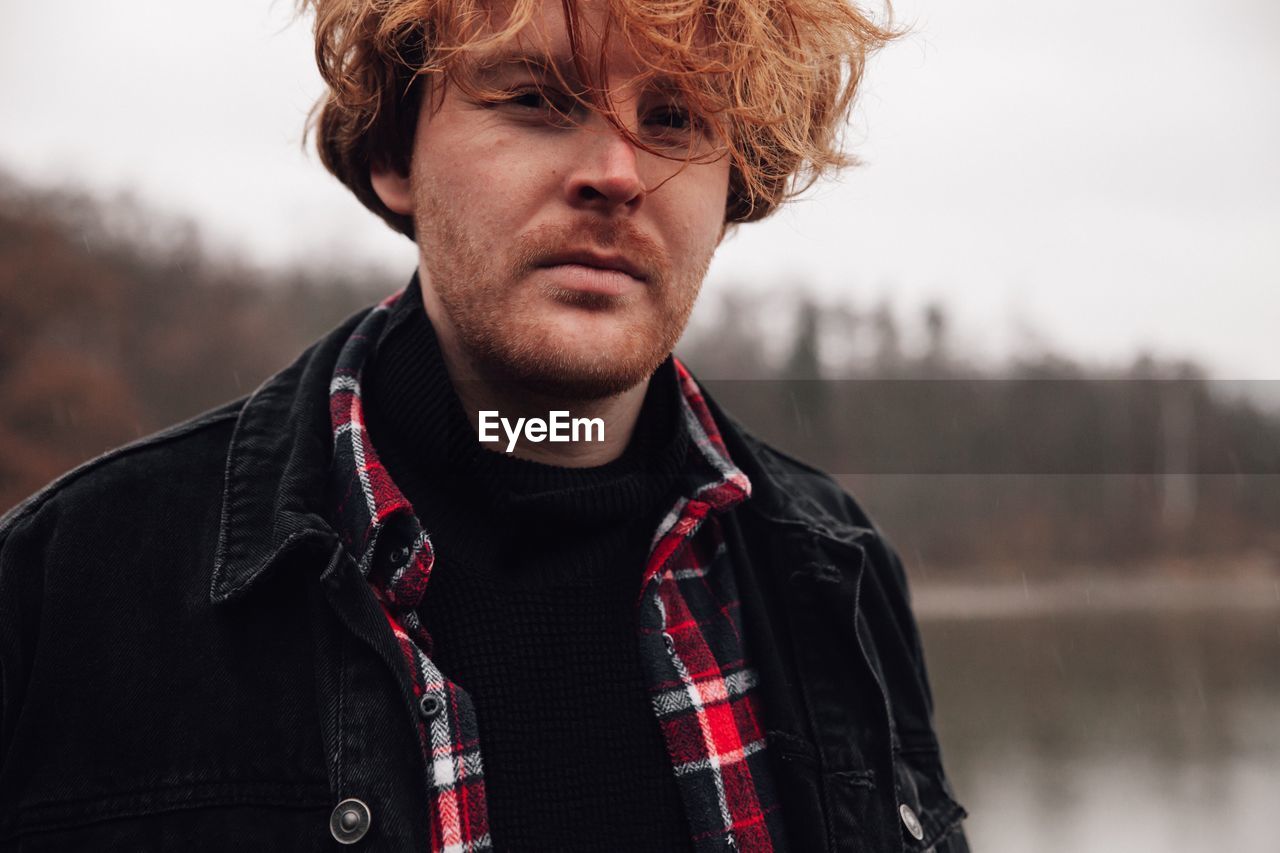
646;105;694;130
642;103;717;154
507;89;551;109
644;101;713;145
497;86;579;123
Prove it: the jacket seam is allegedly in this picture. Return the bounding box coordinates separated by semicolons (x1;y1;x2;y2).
702;396;877;543
828;769;876;790
897;742;943;757
11;778;331;810
336;618;347;798
0;403;243;537
780;573;841;853
2;781;332;839
918;798;968;851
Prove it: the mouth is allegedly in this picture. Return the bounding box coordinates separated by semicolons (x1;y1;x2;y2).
537;248;649;283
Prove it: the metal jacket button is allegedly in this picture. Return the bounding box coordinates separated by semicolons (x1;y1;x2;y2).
899;802;924;841
330;798;372;845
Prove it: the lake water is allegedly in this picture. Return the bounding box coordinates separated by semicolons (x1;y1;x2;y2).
915;577;1280;853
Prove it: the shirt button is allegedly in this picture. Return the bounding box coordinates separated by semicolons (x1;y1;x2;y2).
330;798;372;845
386;542;412;569
418;693;444;720
899;802;924;841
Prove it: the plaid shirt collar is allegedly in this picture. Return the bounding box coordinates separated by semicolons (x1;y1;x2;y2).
322;290;785;852
325;291;751;613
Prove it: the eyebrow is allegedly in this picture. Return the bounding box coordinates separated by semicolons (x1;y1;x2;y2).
469;48;679;92
471;49;583;83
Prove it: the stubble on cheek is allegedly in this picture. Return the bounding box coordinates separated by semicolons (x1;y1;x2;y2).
410;170;715;401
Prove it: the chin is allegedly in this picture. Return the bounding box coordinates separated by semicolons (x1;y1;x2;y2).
477;313;672;401
487;349;661;400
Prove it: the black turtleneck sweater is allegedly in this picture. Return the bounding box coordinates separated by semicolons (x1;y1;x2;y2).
362;277;696;851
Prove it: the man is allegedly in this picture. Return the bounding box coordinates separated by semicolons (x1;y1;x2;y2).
0;0;968;849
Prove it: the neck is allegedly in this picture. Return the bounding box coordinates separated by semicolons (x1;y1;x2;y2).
414;280;649;468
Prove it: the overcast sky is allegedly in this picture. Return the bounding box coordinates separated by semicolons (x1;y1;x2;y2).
3;0;1278;377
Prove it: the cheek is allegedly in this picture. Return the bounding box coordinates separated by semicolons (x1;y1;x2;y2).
669;167;731;263
420;131;553;238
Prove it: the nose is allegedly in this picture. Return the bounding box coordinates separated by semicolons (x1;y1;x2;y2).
563;119;646;214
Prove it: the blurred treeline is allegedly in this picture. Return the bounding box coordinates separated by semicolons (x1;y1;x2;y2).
0;173;386;513
680;299;1280;576
2;173;1278;576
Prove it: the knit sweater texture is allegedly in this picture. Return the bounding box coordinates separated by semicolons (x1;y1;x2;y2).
362;278;696;850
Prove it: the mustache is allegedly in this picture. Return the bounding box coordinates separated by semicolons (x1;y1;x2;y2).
513;220;669;285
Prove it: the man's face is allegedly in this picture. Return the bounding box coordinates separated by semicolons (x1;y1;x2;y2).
373;0;731;400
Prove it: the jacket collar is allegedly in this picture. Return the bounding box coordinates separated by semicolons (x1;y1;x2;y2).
209;307;372;604
699;387;877;554
209;301;865;605
311;290;754;621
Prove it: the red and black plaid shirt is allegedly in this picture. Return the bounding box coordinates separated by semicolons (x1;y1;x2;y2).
326;292;787;851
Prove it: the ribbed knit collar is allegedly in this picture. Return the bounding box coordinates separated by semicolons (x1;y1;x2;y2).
362;273;690;525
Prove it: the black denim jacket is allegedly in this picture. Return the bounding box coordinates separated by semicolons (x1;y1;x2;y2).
0;306;968;852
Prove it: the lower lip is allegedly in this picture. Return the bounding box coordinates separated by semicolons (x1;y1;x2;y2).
537;263;644;297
